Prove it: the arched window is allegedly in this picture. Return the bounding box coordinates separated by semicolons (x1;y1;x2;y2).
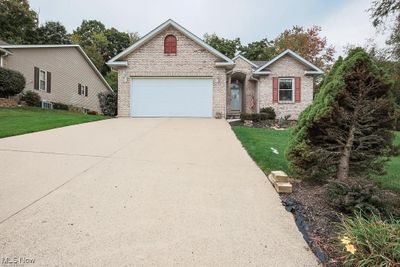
164;35;177;54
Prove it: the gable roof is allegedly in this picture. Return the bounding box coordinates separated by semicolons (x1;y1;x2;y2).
254;49;324;75
107;19;234;66
0;44;113;91
232;54;259;68
251;60;268;68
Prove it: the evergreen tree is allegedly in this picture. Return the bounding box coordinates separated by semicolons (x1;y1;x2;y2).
286;48;395;181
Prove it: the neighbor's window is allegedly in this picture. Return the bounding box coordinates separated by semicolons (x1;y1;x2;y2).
278;78;294;102
39;70;46;91
164;35;177;54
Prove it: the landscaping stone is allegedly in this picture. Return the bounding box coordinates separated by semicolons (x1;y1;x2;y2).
0;98;18;107
268;170;293;193
271;170;289;182
244;120;253;127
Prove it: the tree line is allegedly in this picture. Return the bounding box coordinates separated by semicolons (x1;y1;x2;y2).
0;0;139;90
204;25;335;72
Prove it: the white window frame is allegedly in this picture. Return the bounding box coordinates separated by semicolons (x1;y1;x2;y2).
39;69;47;91
278;77;295;103
79;84;88;96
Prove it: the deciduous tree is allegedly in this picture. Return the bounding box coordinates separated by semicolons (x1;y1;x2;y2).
239;38;277;61
203;33;240;58
0;0;38;44
274;25;335;71
35;21;70;44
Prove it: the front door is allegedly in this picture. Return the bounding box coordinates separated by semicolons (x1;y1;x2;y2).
231;83;241;111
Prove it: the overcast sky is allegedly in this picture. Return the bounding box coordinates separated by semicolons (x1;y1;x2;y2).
29;0;389;57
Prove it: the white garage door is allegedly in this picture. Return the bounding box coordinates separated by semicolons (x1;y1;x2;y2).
131;78;213;117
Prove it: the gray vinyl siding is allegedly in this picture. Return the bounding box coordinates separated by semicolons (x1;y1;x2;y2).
2;47;109;113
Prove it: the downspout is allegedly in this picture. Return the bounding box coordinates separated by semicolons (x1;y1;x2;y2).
250;75;260;113
0;52;10;68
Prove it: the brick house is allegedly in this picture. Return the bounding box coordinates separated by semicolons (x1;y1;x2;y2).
0;44;112;113
108;19;323;119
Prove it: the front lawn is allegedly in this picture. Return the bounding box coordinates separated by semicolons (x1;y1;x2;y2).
0;107;109;138
233;126;400;191
233;127;291;174
374;132;400;191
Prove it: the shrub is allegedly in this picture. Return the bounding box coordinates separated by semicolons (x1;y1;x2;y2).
104;70;118;91
339;213;400;266
98;91;117;116
327;180;386;215
0;67;26;97
21;90;41;107
260;107;276;119
240;113;269;122
52;102;69;110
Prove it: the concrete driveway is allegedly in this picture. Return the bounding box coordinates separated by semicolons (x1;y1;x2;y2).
0;118;318;266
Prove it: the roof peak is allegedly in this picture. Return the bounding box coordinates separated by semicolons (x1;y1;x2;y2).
107;19;234;66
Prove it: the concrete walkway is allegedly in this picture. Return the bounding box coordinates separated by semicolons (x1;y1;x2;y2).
0;118;318;266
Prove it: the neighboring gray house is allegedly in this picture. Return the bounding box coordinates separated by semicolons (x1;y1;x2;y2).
0;44;112;113
108;19;323;119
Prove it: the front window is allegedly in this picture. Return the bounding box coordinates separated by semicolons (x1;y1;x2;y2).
39;70;46;91
278;78;294;102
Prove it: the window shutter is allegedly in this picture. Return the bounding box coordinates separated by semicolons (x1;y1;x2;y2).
34;67;39;90
78;83;81;95
295;77;301;102
85;86;88;97
272;77;278;103
46;72;51;93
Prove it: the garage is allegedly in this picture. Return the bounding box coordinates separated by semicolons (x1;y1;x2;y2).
130;78;213;117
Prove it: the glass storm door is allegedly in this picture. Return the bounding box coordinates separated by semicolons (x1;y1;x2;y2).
231;83;241;111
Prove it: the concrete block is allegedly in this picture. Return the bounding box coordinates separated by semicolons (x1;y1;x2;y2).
274;182;293;193
271;170;289;182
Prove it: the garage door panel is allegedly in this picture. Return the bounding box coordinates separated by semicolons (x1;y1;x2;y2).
131;78;212;117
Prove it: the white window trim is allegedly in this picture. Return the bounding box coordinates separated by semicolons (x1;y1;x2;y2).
80;85;88;96
278;77;295;103
39;69;47;91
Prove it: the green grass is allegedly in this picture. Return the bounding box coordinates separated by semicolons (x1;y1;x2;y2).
233;126;400;191
233;127;291;174
374;132;400;191
0;107;109;138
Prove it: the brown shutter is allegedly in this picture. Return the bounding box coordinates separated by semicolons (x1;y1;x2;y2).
34;67;39;90
46;72;51;93
85;86;88;97
272;77;278;103
295;77;301;102
78;83;81;95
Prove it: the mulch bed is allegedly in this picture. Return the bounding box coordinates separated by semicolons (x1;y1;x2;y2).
280;180;400;266
280;181;345;266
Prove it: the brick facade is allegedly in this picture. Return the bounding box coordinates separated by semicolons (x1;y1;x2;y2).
116;26;227;117
114;22;318;119
258;55;314;120
228;57;257;114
